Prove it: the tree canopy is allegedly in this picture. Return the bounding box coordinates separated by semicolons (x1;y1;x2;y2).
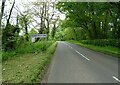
56;2;120;40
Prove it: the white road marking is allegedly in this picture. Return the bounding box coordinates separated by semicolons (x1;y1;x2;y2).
63;42;73;49
112;76;120;82
75;50;90;61
63;42;120;82
70;46;73;49
69;46;73;49
63;42;90;61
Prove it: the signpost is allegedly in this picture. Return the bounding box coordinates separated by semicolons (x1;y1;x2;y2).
30;34;47;42
30;34;47;52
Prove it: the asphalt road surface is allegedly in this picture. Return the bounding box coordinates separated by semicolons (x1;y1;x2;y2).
47;41;119;83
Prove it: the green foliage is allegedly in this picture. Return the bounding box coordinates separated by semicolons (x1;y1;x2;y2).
29;28;37;35
56;2;120;40
2;41;54;61
55;27;87;40
2;24;20;51
81;39;119;47
18;14;31;41
63;27;76;40
18;15;31;28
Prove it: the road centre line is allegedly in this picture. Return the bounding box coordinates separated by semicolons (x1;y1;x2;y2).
112;76;120;82
63;43;73;49
68;45;73;49
63;42;90;61
75;50;90;61
63;42;120;82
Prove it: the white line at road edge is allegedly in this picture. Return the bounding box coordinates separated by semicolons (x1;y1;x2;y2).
63;42;90;61
112;76;120;82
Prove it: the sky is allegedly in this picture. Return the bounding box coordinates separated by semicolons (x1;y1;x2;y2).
3;0;65;22
2;0;119;27
1;0;66;35
1;0;119;36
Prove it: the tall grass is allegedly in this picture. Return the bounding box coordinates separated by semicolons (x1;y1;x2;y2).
2;41;54;61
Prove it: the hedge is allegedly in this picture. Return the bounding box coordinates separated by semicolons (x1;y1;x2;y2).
81;39;120;47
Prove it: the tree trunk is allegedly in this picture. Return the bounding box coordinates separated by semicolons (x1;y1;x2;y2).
52;24;56;39
0;0;6;29
25;23;29;41
103;11;108;39
23;15;29;41
73;28;77;40
6;0;15;26
91;4;98;39
39;2;45;34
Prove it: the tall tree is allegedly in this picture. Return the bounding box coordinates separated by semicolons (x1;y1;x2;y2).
56;2;119;40
6;0;15;26
31;1;58;38
18;14;30;41
0;0;6;29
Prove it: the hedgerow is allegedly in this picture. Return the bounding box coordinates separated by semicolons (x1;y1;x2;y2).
81;39;119;47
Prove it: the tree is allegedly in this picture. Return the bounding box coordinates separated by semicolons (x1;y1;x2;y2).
56;2;119;40
30;1;59;40
18;14;31;41
0;0;6;29
2;0;19;51
29;28;37;35
6;0;15;27
2;23;20;51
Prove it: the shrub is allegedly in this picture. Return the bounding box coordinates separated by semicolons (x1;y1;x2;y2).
2;24;20;51
2;41;54;61
81;39;119;47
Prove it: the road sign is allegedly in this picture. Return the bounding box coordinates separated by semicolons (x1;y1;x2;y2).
30;34;47;43
30;34;47;38
31;37;35;42
30;34;47;52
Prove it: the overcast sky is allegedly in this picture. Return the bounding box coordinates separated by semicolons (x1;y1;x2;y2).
1;0;66;35
3;0;65;22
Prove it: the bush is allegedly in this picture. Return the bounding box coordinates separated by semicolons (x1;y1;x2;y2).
2;41;54;61
2;24;20;51
81;39;119;47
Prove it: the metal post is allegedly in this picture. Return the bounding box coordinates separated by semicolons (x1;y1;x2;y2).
32;42;34;53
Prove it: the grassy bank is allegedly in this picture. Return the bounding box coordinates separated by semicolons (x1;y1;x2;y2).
2;41;57;83
2;41;54;61
68;40;120;58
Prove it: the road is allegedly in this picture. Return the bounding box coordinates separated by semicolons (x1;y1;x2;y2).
47;41;119;83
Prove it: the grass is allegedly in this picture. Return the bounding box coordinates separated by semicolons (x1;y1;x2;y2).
67;40;120;58
0;52;1;63
2;41;57;83
2;41;54;61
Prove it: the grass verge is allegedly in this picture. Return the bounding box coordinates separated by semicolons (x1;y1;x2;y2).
67;40;120;58
2;41;54;61
2;42;57;83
